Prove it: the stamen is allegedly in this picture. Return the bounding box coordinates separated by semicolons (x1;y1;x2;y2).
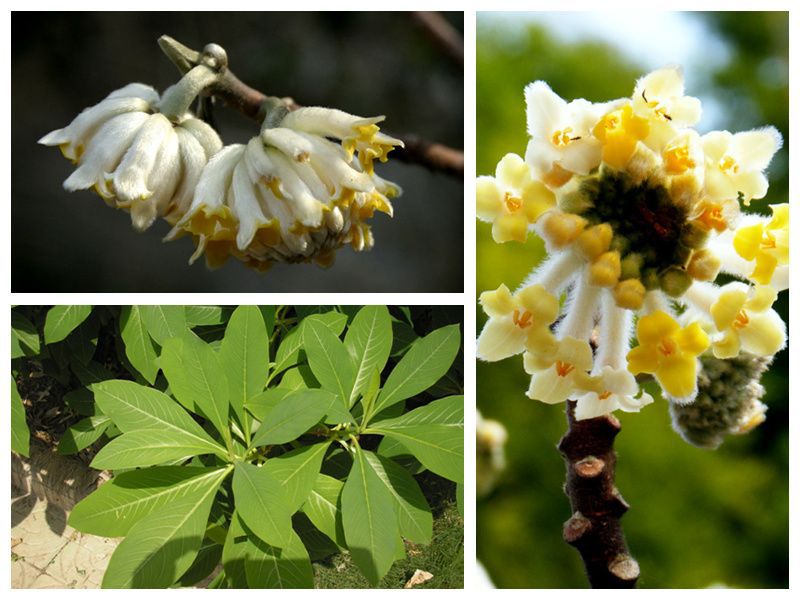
512;309;533;329
555;361;575;377
657;338;677;357
761;231;776;250
733;310;749;329
551;127;575;148
719;155;739;174
504;192;522;213
598;391;612;400
664;145;695;174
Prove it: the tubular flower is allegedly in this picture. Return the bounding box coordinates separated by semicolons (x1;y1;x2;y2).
171;106;402;270
709;283;786;359
575;366;654;421
477;153;555;243
627;311;709;402
39;82;223;231
525;337;594;404
732;203;789;288
477;65;787;423
477;283;559;362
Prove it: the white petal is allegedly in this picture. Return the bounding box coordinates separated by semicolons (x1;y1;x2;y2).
701;130;733;161
261;127;315;161
528;368;573;404
559;138;602;175
281;107;383;139
113;114;174;203
729;127;782;172
63;112;149;192
298;132;374;193
266;148;324;227
146;127;181;217
476;318;526;362
231;160;269;250
525;81;567;139
182;143;244;219
524;138;560;178
106;83;160;105
180;117;223;158
575;393;613;420
169;128;209;220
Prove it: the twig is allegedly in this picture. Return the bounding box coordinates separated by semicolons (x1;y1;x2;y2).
410;12;464;66
159;35;463;178
558;401;640;588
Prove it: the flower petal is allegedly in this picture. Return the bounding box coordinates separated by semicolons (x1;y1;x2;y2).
476;318;525;362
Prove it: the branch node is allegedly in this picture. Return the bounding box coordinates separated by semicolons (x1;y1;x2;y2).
608;554;640;582
574;455;605;478
563;512;592;544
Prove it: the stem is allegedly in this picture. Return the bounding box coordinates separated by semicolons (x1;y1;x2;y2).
558;401;640;588
157;65;219;121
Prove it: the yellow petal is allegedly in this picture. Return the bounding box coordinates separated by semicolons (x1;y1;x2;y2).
558;337;594;371
733;223;764;261
480;284;515;318
674;322;710;357
738;311;785;357
525;327;559;358
476;176;503;222
745;285;777;312
626;344;660;375
712;330;741;359
710;289;748;331
492;212;529;243
636;311;679;346
656;354;697;399
750;251;779;286
476;318;525;362
520;180;556;223
516;284;559;324
496;153;531;191
767;203;789;231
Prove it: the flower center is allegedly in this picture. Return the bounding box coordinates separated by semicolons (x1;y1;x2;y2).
657;337;677;357
664;144;695;174
551;127;578;148
598;390;612;400
512;309;533;329
761;230;777;250
555;361;575;377
504;192;522;213
646;99;671;121
733;310;750;330
719;155;740;174
696;203;726;232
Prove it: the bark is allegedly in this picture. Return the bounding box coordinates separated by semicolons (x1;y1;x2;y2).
557;401;640;588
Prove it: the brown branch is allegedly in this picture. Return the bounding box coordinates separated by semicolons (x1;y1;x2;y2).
410;12;464;67
558;401;640;588
207;68;463;178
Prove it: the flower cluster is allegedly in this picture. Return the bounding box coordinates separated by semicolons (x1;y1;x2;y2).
39;46;403;271
477;66;788;425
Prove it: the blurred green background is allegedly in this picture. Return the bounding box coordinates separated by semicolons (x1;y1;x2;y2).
476;12;788;589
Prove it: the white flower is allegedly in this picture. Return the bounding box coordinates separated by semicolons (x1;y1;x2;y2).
525;337;593;404
631;66;701;150
524;81;619;185
39;83;223;231
173;106;402;269
575;366;654;421
702;127;782;205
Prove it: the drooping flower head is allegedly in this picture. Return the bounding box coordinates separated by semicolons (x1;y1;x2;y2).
169;102;402;270
477;65;788;426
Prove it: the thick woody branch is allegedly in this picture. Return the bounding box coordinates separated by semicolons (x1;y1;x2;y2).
558;401;640;588
410;11;464;66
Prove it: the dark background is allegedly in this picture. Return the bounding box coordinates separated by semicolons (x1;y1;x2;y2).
12;12;464;292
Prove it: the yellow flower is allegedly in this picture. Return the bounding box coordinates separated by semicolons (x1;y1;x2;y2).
733;203;789;287
710;283;786;359
592;104;650;170
627;311;709;400
525;337;594;404
477;283;559;362
477;153;555;243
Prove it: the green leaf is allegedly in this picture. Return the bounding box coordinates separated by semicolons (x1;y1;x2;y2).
364;452;432;544
101;466;229;588
263;442;329;512
259;306;276;337
224;512;313;589
185;305;226;326
139;305;187;345
302;473;346;548
369;396;464;483
456;482;464;517
11;379;30;457
251;389;336;447
278;365;317;390
57;415;111;455
233;462;292;547
219;305;269;426
119;306;159;384
63;387;95;416
11;312;40;357
91;379;219;445
44;305;92;344
344;305;392;407
372;324;460;416
70;467;229;537
159;333;231;442
245;388;293;422
71;360;114;387
63;316;99;365
91;429;226;470
303;318;355;404
176;538;222;587
271;312;348;379
340;446;399;585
